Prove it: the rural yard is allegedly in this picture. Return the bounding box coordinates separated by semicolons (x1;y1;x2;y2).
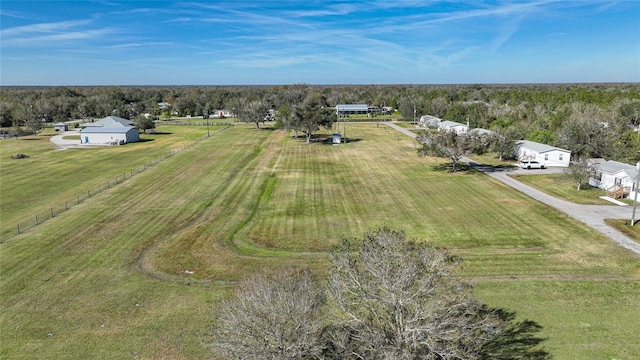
1;123;639;359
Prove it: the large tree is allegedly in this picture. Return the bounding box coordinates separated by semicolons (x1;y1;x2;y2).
236;99;270;129
416;130;473;172
211;228;548;360
291;92;334;143
327;227;548;360
565;158;592;191
491;126;521;161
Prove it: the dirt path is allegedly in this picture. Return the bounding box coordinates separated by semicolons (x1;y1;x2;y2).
385;122;640;255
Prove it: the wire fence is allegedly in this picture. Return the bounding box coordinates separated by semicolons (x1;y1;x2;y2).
3;125;230;241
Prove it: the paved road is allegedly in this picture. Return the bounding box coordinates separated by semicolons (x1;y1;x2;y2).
385;122;640;255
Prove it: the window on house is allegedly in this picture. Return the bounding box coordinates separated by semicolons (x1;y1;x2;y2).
559;154;563;161
545;154;549;161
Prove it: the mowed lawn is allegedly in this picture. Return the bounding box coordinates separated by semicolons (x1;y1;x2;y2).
1;123;639;359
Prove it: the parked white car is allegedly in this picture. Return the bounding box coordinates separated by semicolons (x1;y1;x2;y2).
519;160;545;170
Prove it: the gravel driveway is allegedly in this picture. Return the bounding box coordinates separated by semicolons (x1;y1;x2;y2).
386;122;640;255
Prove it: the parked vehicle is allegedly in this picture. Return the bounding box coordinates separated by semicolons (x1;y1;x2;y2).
519;160;545;169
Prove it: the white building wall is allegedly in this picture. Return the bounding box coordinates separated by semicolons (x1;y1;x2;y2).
540;150;570;167
518;148;570;167
600;171;635;191
82;132;127;145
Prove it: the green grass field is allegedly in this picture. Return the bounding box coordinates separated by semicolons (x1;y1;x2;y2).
511;172;614;205
1;123;639;359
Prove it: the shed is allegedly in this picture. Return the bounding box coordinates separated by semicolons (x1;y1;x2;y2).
515;140;571;167
79;127;140;145
332;133;342;144
53;122;68;132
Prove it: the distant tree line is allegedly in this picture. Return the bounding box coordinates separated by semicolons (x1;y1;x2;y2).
1;83;639;161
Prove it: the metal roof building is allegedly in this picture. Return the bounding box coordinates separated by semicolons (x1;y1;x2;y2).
336;104;369;115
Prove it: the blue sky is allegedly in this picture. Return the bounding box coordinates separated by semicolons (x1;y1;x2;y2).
1;1;639;85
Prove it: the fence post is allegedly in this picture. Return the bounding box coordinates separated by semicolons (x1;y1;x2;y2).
88;190;91;198
35;214;39;225
17;224;20;235
65;201;68;211
50;208;54;218
78;195;80;204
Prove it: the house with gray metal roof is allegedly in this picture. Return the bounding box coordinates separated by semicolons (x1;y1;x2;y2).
80;126;140;145
79;116;139;145
591;160;639;199
515;140;571;167
438;120;468;134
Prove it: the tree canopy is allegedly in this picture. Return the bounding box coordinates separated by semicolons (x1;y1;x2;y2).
210;228;549;360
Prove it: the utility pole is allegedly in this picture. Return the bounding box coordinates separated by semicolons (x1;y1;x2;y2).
413;104;416;124
631;161;640;226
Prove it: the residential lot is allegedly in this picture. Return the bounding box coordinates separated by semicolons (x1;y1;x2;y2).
1;123;639;359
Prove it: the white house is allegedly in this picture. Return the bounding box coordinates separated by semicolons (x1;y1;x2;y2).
80;127;140;145
79;116;140;145
591;160;639;199
419;115;442;128
515;140;571;167
209;109;233;118
438;120;468;134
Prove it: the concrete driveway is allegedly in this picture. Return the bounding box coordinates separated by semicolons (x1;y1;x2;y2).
50;131;107;149
386;122;640;255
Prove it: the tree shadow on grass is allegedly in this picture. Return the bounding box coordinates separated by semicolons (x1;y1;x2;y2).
430;162;478;173
479;308;550;360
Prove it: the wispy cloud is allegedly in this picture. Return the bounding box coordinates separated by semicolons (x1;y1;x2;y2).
0;17;115;47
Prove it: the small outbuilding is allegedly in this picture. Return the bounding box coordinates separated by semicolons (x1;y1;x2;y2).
79;127;140;145
53;122;68;132
332;133;342;144
515;140;571;167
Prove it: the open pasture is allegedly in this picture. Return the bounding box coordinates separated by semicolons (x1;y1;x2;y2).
0;125;223;240
1;123;639;359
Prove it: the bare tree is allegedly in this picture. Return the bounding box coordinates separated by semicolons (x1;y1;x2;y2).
211;271;326;360
327;227;541;360
565;158;592;191
490;127;521;161
416;130;472;172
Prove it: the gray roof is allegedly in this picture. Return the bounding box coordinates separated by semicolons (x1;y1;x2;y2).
101;116;135;127
81;116;135;128
80;127;137;134
439;120;466;128
336;104;369;111
597;160;638;178
515;140;570;154
469;128;494;136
